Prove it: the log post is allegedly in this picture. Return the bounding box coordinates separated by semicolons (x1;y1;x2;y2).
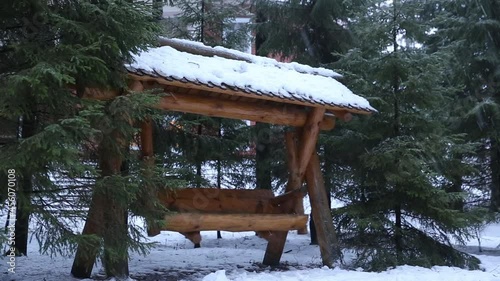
141;119;161;236
133;80;163;237
262;108;325;266
285;130;307;234
297;108;325;176
305;151;341;267
262;231;288;266
180;231;202;248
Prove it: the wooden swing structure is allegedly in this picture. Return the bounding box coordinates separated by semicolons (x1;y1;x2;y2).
88;39;375;267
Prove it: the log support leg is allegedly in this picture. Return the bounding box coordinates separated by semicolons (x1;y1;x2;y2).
134;80;163;237
262;231;288;266
181;231;202;248
305;151;341;267
262;108;326;266
285;130;307;234
140;118;161;237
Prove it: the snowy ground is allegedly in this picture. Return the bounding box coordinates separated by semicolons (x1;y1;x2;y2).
1;220;500;281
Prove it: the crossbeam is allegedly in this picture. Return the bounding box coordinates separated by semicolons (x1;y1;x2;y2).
157;92;335;130
162;213;308;232
80;83;341;130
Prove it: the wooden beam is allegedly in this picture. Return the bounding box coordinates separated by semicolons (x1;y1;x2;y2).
284;131;307;234
158;188;301;215
129;80;144;92
332;110;353;122
261;110;323;266
128;74;374;115
158;188;274;213
262;231;288;266
269;187;305;206
156;92;335;130
141;119;160;237
135;80;160;237
180;231;202;248
298;108;326;177
285;131;301;192
135;81;154;159
159;188;274;202
162;213;308;232
140;120;153;159
78;79;144;101
305;151;341;268
81;87;119;100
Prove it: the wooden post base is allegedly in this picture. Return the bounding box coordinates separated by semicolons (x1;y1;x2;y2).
262;231;288;266
306;152;341;267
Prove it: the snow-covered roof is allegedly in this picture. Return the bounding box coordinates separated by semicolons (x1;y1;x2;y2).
126;39;376;114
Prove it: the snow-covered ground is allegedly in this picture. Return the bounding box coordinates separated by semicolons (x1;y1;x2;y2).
1;218;499;281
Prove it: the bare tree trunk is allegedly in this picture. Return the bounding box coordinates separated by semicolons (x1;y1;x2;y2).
13;115;36;256
196;124;203;188
309;217;318;245
71;193;105;278
392;0;403;262
394;204;403;261
256;122;272;189
100;138;128;278
72;133;129;279
490;138;500;212
254;8;272;192
217;119;222;239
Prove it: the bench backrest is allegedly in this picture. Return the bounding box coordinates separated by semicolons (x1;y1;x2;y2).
158;188;276;214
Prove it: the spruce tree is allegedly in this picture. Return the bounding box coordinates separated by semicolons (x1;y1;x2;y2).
331;0;484;270
0;0;162;279
424;0;500;213
254;0;361;65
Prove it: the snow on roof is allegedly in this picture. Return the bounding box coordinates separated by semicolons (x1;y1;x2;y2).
126;39;376;114
163;38;343;78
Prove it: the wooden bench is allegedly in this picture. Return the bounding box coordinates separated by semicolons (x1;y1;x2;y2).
148;187;307;249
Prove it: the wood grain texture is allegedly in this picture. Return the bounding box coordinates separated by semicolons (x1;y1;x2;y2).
162;213;308;232
158;188;294;214
298;108;325;178
305;152;341;267
156;92;335;130
284;131;307;234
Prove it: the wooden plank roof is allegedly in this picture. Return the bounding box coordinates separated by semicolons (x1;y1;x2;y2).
126;39;376;115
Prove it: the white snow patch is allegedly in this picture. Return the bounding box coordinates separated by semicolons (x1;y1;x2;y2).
202;270;231;281
1;209;499;281
210;264;500;281
166;38;342;79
